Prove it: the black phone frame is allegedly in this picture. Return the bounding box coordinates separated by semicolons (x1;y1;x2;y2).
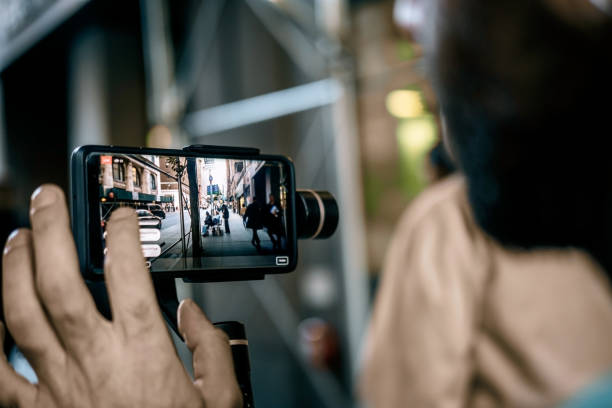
71;144;298;283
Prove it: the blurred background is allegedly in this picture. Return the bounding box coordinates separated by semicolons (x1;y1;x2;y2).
0;0;442;406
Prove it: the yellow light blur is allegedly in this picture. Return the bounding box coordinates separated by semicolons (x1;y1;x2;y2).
385;89;424;119
397;116;436;157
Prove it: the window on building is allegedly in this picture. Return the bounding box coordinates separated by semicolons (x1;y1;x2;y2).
133;167;141;187
151;174;157;190
112;161;125;181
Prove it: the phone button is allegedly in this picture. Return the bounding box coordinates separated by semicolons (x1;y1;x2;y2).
140;228;161;242
141;244;161;258
276;256;289;266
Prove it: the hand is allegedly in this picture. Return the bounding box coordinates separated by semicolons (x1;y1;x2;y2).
0;185;242;408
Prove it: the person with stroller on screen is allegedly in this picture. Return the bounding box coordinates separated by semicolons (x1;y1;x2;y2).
202;211;214;237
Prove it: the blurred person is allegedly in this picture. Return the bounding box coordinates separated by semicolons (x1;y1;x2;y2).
243;196;262;250
0;185;242;407
361;0;612;407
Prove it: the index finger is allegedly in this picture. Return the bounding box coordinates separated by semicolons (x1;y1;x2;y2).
29;185;103;354
104;207;167;339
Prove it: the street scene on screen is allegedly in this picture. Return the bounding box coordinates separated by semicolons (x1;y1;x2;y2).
96;154;289;271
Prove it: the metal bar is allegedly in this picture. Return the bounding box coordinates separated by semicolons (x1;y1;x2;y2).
175;0;226;104
184;78;342;137
254;0;315;32
139;0;177;125
0;0;90;72
178;169;186;257
324;74;370;384
156;228;190;259
67;29;109;151
245;0;326;78
0;79;6;179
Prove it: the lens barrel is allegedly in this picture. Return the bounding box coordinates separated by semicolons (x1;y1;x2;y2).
295;190;339;239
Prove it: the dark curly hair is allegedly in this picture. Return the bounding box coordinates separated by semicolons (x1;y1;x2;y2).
429;0;612;273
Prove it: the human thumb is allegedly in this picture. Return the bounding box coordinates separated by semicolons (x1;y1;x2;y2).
177;299;242;408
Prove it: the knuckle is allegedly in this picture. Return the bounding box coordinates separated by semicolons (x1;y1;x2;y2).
31;204;66;232
52;302;85;330
36;272;68;299
126;298;156;323
4;308;31;338
37;277;88;329
15;336;51;361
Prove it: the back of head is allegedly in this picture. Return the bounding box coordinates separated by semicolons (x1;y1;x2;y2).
428;0;612;272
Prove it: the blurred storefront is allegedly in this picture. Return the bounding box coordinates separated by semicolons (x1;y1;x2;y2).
353;0;440;275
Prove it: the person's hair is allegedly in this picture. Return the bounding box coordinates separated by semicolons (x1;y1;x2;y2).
431;0;612;274
429;141;456;179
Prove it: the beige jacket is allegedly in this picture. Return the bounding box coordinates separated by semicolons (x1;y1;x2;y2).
360;175;612;407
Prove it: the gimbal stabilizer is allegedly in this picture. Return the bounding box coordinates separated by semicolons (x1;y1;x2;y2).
154;277;255;408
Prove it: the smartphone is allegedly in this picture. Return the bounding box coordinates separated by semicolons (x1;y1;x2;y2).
71;145;297;281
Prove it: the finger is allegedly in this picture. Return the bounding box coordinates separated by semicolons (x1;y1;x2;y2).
104;208;165;338
29;184;103;353
178;299;242;408
0;322;37;407
2;229;65;381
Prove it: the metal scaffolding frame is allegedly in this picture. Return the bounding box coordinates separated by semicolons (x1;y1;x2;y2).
0;79;6;180
140;1;369;406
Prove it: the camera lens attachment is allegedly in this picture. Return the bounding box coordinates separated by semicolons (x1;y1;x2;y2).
295;190;339;239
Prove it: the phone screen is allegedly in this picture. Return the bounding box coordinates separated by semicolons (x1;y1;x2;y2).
86;152;293;273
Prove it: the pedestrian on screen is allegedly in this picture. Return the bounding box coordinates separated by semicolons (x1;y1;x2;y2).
221;202;230;234
243;196;262;250
265;194;283;250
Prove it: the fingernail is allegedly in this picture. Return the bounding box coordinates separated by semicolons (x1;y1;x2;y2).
6;229;19;243
31;186;57;209
178;298;193;319
178;299;193;341
4;229;22;255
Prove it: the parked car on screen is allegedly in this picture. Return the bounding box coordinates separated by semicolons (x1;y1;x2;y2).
147;204;166;219
136;209;162;229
